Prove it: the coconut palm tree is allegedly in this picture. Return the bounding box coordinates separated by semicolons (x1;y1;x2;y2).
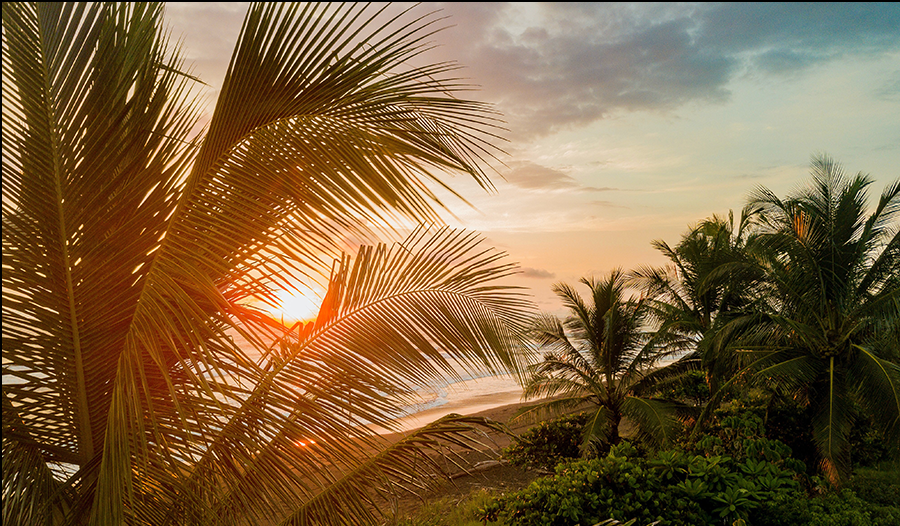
2;3;533;525
517;270;683;454
630;209;765;396
734;155;900;484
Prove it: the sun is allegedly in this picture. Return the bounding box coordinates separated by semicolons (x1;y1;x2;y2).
272;288;321;324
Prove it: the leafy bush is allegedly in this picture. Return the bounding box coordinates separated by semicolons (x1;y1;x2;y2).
755;487;900;526
848;414;895;467
683;403;807;475
709;388;897;475
483;396;899;526
849;466;900;507
502;412;589;471
480;438;804;526
656;369;710;405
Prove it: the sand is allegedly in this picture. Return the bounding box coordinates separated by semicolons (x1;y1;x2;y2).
368;375;551;458
381;375;529;433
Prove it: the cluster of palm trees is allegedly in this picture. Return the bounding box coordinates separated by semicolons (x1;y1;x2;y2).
522;157;899;485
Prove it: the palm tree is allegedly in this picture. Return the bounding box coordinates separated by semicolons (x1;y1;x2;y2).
734;155;899;484
517;270;682;454
630;209;764;396
2;3;533;524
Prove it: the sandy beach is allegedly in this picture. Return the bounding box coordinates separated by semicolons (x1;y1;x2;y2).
382;374;528;433
373;375;548;517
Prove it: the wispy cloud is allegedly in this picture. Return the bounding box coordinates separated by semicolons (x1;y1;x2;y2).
501;161;618;192
165;3;900;141
520;267;556;279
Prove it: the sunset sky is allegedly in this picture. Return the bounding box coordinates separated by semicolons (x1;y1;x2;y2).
164;2;900;316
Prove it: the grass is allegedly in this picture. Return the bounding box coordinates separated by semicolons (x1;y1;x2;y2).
394;488;507;526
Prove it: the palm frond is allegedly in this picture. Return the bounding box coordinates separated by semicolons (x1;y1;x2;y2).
160;226;533;524
848;346;900;447
523;372;597;402
622;396;681;449
752;355;821;392
277;414;509;526
3;3;525;524
811;357;855;484
509;396;592;426
581;405;615;455
529;313;578;354
629;358;703;397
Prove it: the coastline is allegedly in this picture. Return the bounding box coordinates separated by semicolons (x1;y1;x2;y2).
380;374;527;434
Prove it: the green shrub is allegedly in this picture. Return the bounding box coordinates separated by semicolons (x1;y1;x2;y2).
755;487;900;526
849;415;895;467
484;398;899;526
656;369;710;405
850;466;900;507
686;396;808;477
480;439;804;526
502;412;588;471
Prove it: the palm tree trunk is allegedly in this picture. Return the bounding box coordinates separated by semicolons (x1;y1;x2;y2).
610;407;622;445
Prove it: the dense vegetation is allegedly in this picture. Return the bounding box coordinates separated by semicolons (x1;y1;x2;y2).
402;160;899;526
518;158;899;483
479;407;899;526
502;412;590;471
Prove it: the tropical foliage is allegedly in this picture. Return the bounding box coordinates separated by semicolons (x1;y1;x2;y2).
631;209;763;394
2;3;534;525
516;270;684;453
480;406;900;526
623;156;899;485
502;412;589;471
394;166;898;525
732;156;900;483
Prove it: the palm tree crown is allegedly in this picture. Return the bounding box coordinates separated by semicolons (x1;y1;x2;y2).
737;155;899;483
520;270;681;453
3;3;533;524
631;209;765;393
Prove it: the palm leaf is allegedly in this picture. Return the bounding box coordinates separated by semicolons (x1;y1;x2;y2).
509;396;593;426
629;357;703;397
848;346;900;447
279;414;509;526
622;396;681;449
581;405;615;454
158;226;533;525
3;3;525;524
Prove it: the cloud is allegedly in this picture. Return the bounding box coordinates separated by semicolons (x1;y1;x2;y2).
165;3;899;142
589;200;629;209
520;267;555;279
502;161;618;192
874;70;900;101
425;2;900;141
